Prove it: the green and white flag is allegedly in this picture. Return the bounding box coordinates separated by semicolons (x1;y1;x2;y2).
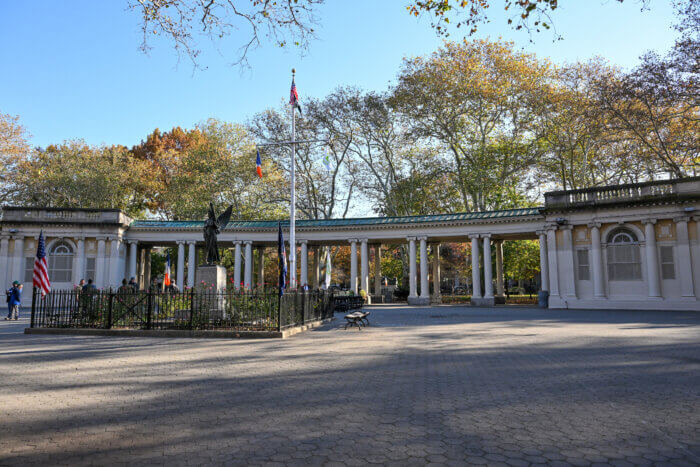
323;154;332;173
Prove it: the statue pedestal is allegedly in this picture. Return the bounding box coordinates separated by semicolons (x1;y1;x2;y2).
196;265;227;321
197;264;227;291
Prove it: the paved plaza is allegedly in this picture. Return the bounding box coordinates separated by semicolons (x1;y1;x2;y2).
1;305;699;466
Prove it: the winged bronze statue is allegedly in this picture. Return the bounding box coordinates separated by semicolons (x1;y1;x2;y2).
203;203;233;264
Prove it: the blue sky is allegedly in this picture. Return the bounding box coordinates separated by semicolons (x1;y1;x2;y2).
0;0;680;148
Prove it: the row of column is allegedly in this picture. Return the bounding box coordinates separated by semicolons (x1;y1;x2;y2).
539;216;696;301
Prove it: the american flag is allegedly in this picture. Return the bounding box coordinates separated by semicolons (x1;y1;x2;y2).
33;231;51;297
290;78;302;114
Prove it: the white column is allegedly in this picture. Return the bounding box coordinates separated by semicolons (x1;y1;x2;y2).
483;235;493;299
12;236;25;285
95;237;106;288
432;243;441;301
419;237;429;300
233;241;242;291
407;237;417;299
360;239;369;298
76;237;86;283
187;242;196;288
349;239;358;294
176;241;185;290
537;231;550;292
374;245;382;295
546;228;560;299
495;240;504;298
674;217;695;299
143;247;152;289
470;235;481;299
244;241;253;289
0;236;9;289
643;219;661;298
589;223;605;299
127;240;137;282
110;238;120;288
312;246;320;289
560;225;577;298
300;241;308;287
258;247;265;290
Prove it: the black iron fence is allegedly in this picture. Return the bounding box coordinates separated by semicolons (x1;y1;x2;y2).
30;289;336;332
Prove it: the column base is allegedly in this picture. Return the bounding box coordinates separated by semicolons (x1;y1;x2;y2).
471;297;495;306
407;296;430;306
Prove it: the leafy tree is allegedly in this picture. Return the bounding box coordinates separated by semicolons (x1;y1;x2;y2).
0;113;31;205
407;0;650;39
502;239;540;286
131;126;207;218
391;39;551;212
593;2;699;178
14;141;144;213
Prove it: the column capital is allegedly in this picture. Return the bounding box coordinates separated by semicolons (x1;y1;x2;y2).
481;233;492;239
232;240;242;245
359;238;368;244
175;240;185;245
298;239;308;245
187;240;197;245
416;236;428;242
673;216;690;224
95;235;108;242
243;240;253;245
406;236;417;242
347;238;359;244
587;222;602;229
545;224;559;231
468;233;480;239
535;230;547;236
641;218;657;225
125;239;138;245
558;224;573;231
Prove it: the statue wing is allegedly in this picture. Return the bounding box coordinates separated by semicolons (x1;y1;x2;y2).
217;205;234;230
208;202;216;221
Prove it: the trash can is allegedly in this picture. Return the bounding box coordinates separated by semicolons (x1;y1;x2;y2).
538;290;549;308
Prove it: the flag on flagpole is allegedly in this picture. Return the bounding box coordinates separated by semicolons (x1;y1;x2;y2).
323;154;332;173
256;149;263;178
163;251;171;289
33;231;51;297
290;77;302;115
278;223;287;296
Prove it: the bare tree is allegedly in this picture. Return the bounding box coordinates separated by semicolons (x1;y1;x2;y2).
129;0;323;68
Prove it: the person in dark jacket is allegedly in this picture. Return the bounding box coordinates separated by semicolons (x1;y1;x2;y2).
5;281;22;320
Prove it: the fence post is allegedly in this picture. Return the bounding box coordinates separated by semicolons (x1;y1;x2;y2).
30;288;37;328
146;292;153;330
106;292;114;329
277;293;282;332
189;291;195;330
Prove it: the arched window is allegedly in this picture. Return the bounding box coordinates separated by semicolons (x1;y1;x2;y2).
49;241;74;283
606;228;641;280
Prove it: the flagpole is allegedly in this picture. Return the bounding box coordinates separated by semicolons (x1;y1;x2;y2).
289;68;297;290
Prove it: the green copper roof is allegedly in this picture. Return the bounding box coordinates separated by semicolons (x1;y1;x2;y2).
130;208;542;229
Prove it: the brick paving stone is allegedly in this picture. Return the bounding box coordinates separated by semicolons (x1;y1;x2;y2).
0;306;699;466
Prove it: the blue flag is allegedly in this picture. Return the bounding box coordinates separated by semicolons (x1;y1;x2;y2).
278;223;287;296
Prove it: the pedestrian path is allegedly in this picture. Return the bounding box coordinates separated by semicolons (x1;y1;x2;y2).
1;306;699;466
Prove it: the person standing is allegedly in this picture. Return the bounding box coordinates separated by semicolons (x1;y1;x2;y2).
5;281;22;320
